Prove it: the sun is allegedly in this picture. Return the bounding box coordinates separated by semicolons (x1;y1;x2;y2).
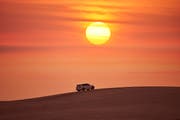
86;22;111;45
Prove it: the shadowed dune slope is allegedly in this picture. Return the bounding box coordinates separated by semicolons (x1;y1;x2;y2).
0;87;180;120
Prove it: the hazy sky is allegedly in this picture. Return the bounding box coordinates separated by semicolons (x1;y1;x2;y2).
0;0;180;100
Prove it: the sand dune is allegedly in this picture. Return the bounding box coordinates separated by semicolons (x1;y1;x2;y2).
0;87;180;120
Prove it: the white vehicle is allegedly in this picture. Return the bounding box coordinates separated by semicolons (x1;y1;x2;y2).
76;83;95;92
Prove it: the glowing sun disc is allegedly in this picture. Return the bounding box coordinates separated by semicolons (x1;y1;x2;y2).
86;22;111;45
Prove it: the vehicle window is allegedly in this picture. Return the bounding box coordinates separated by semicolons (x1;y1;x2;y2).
82;84;89;86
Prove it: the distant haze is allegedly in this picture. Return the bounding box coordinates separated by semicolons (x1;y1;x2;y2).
0;0;180;100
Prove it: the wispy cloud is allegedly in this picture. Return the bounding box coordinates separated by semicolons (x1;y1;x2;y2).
0;0;180;51
1;1;180;32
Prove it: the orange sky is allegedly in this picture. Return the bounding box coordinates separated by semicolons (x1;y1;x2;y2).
0;0;180;100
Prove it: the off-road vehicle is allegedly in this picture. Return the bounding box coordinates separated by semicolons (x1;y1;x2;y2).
76;83;95;92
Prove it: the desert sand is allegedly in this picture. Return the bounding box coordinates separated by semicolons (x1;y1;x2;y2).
0;87;180;120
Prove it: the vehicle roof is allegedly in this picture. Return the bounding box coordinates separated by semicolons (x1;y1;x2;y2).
77;83;90;86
